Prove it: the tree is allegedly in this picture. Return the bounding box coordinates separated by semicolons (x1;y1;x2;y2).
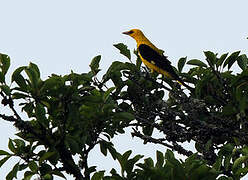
0;44;248;180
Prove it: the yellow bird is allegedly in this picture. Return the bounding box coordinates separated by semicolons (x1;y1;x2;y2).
123;29;191;89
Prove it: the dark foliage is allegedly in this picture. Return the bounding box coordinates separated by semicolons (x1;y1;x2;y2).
0;46;248;180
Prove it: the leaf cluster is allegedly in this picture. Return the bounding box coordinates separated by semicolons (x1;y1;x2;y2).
1;43;248;180
92;150;223;180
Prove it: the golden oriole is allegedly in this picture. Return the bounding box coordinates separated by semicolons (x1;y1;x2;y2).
123;29;191;89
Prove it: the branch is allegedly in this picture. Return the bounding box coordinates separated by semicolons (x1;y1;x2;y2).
135;115;188;141
205;58;229;103
56;141;84;180
131;129;193;157
0;92;84;179
0;113;17;122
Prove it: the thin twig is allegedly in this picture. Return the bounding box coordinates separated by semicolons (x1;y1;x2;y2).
131;129;193;157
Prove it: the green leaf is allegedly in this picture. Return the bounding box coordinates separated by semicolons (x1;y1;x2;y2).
232;156;248;173
24;171;34;180
107;145;117;160
223;51;240;69
40;76;62;93
205;139;212;151
11;66;28;91
0;150;10;156
0;71;5;83
224;154;232;171
12;92;29;99
43;174;53;180
126;154;143;173
213;156;223;171
165;149;182;168
39;152;56;164
116;153;125;174
52;170;66;179
184;154;202;174
142;125;154;136
216;53;229;67
28;161;38;172
235;166;248;178
40;163;52;176
19;163;28;171
65;136;80;154
0;53;11;75
195;142;203;153
122;150;132;161
178;57;187;72
126;159;136;174
90;55;101;75
113;43;131;60
92;171;105;180
0;155;11;168
118;153;142;176
8;139;16;153
25;67;39;89
222;104;236;115
11;66;25;82
6;162;19;180
13;139;25;149
155;151;164;167
29;62;40;79
144;157;154;167
165;149;175;160
242;146;248;155
114;112;134;121
22;103;34;118
35;103;48;126
82;95;103;104
204;51;216;66
135;49;142;69
85;166;97;176
219;144;234;156
217;176;233;180
0;85;11;95
187;59;207;67
103;61;127;83
103;87;115;101
237;54;248;70
100;141;108;156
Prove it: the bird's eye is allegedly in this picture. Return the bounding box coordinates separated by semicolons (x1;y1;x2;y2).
128;30;134;34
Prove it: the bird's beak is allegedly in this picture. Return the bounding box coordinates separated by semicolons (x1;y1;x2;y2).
122;31;130;35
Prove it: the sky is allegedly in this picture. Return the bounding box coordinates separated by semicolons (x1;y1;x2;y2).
0;0;248;179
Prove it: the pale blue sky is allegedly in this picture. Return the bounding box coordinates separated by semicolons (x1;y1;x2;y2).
0;0;248;179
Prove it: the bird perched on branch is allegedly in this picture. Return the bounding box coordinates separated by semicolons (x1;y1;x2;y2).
123;29;192;90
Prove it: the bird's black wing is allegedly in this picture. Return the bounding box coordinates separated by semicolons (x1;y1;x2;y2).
138;44;180;80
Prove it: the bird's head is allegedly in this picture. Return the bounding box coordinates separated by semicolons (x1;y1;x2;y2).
122;29;145;41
